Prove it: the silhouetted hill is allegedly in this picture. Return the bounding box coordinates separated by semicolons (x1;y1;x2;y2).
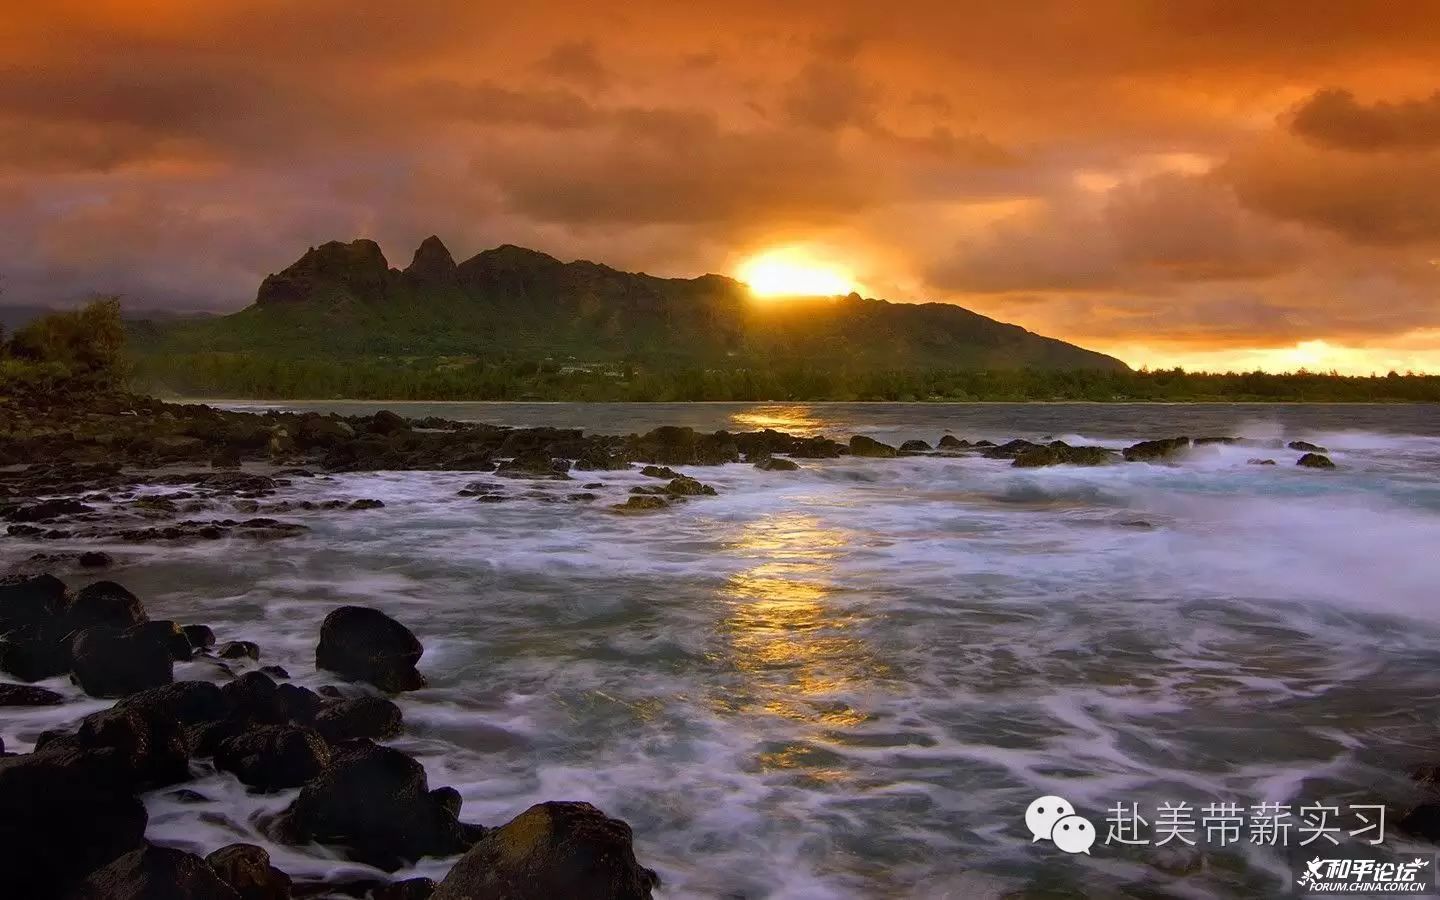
141;237;1128;371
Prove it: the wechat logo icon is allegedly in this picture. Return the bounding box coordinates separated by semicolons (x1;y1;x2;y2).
1026;795;1097;854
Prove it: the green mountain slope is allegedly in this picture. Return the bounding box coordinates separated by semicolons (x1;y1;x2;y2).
136;237;1128;371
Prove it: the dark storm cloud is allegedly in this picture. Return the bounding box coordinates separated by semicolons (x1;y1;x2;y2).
1291;88;1440;151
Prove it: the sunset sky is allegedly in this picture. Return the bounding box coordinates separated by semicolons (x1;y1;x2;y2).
4;2;1440;373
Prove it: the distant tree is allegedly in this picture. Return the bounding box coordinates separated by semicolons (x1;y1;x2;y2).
7;297;127;388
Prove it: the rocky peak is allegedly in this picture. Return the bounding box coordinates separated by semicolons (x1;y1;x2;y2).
403;236;459;288
256;239;392;306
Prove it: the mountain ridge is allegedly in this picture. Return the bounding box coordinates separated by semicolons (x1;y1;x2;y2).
142;236;1129;371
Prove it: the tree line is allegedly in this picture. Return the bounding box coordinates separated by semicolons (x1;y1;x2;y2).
131;350;1440;402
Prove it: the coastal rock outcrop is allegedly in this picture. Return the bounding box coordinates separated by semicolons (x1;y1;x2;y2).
431;801;659;900
848;435;897;458
1122;436;1191;462
315;606;426;692
1296;452;1336;469
274;739;475;870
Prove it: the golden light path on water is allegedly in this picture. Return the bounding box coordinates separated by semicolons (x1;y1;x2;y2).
716;512;889;785
726;405;825;436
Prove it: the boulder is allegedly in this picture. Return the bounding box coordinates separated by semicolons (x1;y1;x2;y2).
368;410;410;436
183;624;217;650
753;457;799;472
665;476;716;497
215;725;331;791
0;623;73;681
116;681;229;727
899;440;933;453
1297;452;1336;469
431;801;658;900
71;625;174;697
573;447;630;471
348;498;385;510
313;696;404;742
1013;445;1116;468
638;465;680;479
75;704;192;790
70;580;147;630
612;496;667;512
78;551;114;569
848;435;896;458
70;844;241;900
0;749;148;898
0;573;70;632
205;844;293;900
131;620;194;661
315;606;425;692
1288;440;1328;453
276;740;472;870
1247;458;1277;466
937;435;968;449
495;451;572;481
218;640;260;660
1122;437;1191;462
0;682;64;705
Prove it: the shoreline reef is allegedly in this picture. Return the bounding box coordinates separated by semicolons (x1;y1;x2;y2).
0;391;1385;899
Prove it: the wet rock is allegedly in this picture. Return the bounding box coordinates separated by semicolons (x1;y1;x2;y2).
1193;436;1237;446
0;682;64;705
431;801;658;900
573;447;630;471
78;550;114;568
0;749;148;898
612;495;667;512
4;497;93;522
368;410;410;436
276;740;471;870
753;456;799;471
981;438;1042;460
216;724;332;791
1297;452;1336;469
638;465;680;479
848;435;897;458
71;625;174;697
220;671;284;724
260;664;291;679
206;843;293;900
0;573;70;631
75;703;192;789
316;606;426;692
1288;440;1328;453
348;498;385;510
665;476;716;497
626;426;738;466
495;450;572;480
937;435;968;449
115;680;228;727
1012;445;1116;468
1246;458;1277;466
1122;436;1191;462
373;878;437;900
70;580;147;630
0;624;74;681
132;619;194;661
313;696;404;742
218;640;261;660
899;440;933;453
71;844;241;900
183;624;217;650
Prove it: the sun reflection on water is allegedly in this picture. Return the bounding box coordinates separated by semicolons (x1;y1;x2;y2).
726;404;826;436
717;513;887;747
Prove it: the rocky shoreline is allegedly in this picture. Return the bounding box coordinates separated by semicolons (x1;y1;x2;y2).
1;392;1360;898
0;572;660;899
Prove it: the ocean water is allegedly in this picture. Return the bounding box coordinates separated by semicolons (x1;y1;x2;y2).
6;402;1440;898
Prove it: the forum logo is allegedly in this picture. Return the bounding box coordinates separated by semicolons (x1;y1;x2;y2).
1026;795;1097;854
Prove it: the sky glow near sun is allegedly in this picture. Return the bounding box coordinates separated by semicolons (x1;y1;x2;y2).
736;248;861;298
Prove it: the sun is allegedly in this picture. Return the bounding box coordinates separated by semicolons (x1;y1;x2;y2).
736;247;859;298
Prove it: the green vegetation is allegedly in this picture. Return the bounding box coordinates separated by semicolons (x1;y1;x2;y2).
0;298;127;394
130;350;1440;402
